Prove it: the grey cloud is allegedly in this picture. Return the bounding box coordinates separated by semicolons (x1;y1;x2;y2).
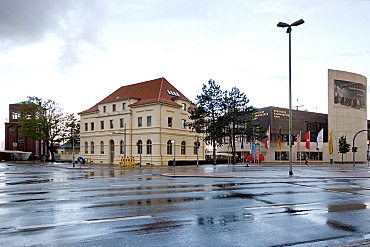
0;0;106;70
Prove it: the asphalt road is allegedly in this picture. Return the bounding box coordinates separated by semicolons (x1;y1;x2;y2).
1;161;370;247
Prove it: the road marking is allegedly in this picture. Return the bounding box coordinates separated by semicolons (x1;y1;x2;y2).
244;202;322;210
16;215;152;230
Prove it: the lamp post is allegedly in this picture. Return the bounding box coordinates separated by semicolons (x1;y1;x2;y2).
137;140;142;167
171;140;176;175
196;134;199;167
277;19;304;176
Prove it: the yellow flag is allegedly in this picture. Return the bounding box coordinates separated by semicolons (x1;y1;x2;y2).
329;131;333;155
277;128;281;150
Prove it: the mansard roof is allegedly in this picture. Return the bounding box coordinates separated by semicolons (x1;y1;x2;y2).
79;77;194;114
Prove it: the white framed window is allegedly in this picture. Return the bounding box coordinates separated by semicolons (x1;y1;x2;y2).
147;116;152;127
168;117;172;127
182;119;186;129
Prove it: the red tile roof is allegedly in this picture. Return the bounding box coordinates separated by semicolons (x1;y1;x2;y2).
79;77;194;114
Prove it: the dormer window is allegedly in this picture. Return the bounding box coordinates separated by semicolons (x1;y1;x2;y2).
167;89;180;97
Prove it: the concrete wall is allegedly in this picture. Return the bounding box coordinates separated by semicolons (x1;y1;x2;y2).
328;69;367;163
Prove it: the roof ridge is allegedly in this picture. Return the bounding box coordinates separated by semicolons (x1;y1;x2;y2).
157;77;164;101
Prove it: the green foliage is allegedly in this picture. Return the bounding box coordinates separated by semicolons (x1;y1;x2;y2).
338;136;350;154
188;80;225;164
188;80;262;164
221;87;260;163
19;96;80;161
338;135;351;163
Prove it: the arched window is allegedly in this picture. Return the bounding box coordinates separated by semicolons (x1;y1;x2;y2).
181;141;186;155
167;140;172;155
100;141;104;154
91;142;94;154
120;140;124;154
137;140;142;154
85;142;88;154
147;139;152;154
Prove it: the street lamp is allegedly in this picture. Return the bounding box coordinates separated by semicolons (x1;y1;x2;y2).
196;134;199;167
137;140;142;167
171;140;176;175
277;19;304;176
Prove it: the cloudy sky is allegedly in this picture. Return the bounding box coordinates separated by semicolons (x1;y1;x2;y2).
1;0;370;146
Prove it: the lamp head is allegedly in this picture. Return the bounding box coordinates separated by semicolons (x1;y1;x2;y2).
277;22;289;28
291;19;304;26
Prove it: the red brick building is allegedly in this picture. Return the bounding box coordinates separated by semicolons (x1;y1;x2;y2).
4;103;44;159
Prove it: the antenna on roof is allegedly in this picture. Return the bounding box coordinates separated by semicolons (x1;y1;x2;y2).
293;98;304;110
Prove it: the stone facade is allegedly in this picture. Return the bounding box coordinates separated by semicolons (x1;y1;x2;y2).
78;78;204;166
328;69;367;163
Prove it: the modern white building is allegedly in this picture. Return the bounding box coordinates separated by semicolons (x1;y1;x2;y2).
78;78;204;166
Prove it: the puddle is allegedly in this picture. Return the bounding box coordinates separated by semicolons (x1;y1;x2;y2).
88;192;265;208
328;203;367;212
9;191;49;196
124;219;188;233
88;196;204;208
266;207;310;215
6;178;53;185
12;198;46;203
326;219;359;232
197;213;253;226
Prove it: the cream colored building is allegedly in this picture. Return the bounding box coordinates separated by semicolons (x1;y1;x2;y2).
78;78;204;166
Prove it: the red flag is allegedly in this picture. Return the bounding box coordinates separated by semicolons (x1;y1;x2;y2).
305;131;310;149
265;125;270;149
297;132;301;150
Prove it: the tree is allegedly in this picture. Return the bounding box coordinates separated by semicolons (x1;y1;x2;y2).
338;135;351;164
19;96;80;162
221;87;261;164
188;79;225;165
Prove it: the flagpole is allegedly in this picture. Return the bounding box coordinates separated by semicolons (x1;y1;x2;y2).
297;131;302;164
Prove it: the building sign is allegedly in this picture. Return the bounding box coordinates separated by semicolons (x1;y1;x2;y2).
253;110;268;120
273;110;289;118
334;80;366;111
166;89;180;97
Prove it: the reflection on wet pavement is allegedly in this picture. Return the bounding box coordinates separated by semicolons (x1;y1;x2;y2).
327;220;359;233
4;162;370;247
328;203;367;212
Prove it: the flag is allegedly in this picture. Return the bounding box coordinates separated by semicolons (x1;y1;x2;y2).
334;132;339;152
317;129;324;149
241;136;244;149
305;131;310;149
251;138;256;158
329;131;333;154
297;132;301;151
277;128;281;150
265;125;270;149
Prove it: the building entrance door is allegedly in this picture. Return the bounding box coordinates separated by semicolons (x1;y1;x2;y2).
110;140;115;164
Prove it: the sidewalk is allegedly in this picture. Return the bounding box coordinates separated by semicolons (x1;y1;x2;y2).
162;163;370;179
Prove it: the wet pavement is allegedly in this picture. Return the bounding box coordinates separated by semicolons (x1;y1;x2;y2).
2;161;370;246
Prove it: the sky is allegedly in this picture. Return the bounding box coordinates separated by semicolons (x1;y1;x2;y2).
1;0;370;147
